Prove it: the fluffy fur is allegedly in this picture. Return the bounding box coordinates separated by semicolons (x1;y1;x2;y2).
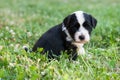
32;11;97;60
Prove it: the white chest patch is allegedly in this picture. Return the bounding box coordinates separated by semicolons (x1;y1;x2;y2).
72;42;85;55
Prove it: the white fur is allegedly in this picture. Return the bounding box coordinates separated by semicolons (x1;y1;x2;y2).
74;11;85;25
74;11;90;43
73;11;90;55
72;42;85;55
74;26;90;43
62;24;73;41
63;11;91;55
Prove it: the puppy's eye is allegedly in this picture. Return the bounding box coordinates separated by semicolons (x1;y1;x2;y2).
83;21;89;27
72;23;80;30
83;21;92;32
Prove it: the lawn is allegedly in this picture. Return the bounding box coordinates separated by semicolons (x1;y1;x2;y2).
0;0;120;80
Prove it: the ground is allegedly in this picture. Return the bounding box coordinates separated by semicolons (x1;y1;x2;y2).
0;0;120;80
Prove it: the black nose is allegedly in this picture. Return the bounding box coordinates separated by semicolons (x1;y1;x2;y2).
79;35;85;40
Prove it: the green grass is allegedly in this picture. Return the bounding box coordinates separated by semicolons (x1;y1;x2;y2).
0;0;120;80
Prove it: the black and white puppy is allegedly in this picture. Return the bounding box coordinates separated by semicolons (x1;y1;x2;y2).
32;11;97;60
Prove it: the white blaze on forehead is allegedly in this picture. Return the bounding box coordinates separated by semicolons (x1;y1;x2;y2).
73;11;90;43
74;11;85;25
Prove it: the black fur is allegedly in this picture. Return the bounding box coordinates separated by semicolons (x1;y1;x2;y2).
32;11;97;60
32;24;77;60
83;13;97;34
63;14;80;40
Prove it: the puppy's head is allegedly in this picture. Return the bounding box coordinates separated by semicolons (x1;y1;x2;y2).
63;11;97;44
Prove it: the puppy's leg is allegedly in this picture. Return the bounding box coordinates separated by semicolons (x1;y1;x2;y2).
67;44;78;60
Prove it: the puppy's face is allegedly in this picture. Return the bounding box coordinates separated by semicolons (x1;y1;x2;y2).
63;11;97;44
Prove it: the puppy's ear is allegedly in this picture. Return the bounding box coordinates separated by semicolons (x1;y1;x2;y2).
89;15;97;28
63;15;71;27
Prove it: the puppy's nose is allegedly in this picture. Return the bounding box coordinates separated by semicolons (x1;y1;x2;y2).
79;35;85;40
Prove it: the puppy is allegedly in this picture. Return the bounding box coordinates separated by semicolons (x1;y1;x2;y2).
32;11;97;60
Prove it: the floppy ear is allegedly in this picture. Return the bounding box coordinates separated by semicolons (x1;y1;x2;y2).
89;15;97;28
63;15;71;27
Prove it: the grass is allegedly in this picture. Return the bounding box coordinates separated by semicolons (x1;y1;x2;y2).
0;0;120;80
